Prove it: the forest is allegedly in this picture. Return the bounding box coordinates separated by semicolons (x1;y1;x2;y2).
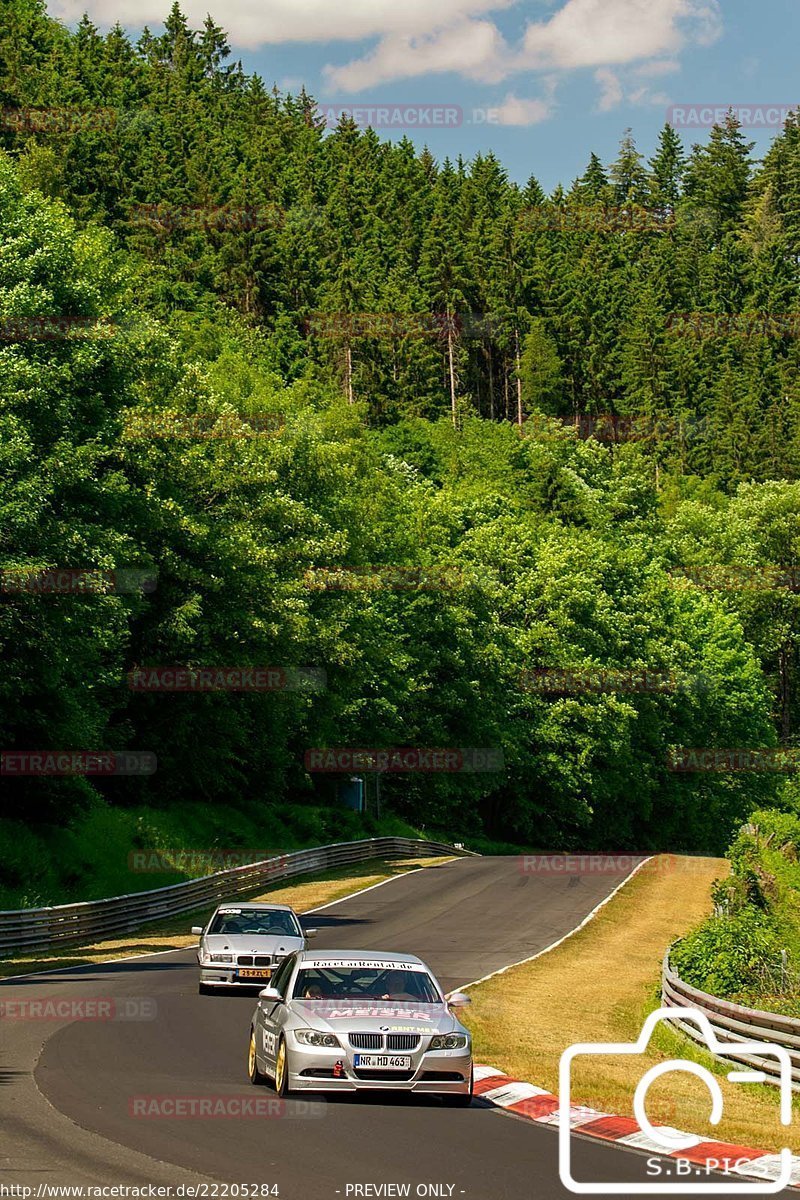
2;0;800;873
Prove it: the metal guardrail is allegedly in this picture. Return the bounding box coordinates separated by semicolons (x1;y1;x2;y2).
663;951;800;1087
0;837;472;955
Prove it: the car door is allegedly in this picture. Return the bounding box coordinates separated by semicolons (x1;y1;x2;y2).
259;953;297;1070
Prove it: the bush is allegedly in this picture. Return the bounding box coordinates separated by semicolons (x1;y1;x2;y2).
671;908;785;997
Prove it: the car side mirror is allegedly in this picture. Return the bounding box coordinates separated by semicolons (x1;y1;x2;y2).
447;991;472;1010
259;986;282;1002
305;928;318;938
191;927;203;936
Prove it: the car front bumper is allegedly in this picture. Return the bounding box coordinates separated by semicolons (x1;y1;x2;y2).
284;1037;473;1093
200;965;277;988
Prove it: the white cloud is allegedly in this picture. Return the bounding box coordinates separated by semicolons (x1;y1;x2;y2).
323;20;509;93
492;89;557;126
520;0;721;70
595;68;623;113
321;0;720;96
633;59;680;78
49;0;515;48
628;86;671;107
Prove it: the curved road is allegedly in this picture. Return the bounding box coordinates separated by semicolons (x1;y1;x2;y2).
1;856;791;1199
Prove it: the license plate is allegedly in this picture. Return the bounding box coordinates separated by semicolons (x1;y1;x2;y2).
353;1054;411;1069
237;969;272;979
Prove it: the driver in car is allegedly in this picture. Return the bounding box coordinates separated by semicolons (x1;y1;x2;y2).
377;970;418;1000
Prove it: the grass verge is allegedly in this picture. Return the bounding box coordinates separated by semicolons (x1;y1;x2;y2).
462;855;797;1154
0;855;454;980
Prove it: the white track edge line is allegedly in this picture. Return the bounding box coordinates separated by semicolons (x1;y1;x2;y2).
451;855;654;994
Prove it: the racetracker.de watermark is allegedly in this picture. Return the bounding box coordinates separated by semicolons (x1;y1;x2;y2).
0;568;157;595
0;105;117;132
304;311;497;340
1;751;157;776
127;667;326;693
524;412;709;444
519;668;680;695
129;1096;326;1119
303;565;462;592
668;748;800;773
670;565;800;592
304;747;504;773
128;850;289;874
129;202;285;232
667;104;798;128
519;204;674;234
0;316;116;340
0;997;156;1021
314;104;503;129
667;312;800;338
519;854;711;877
123;412;284;439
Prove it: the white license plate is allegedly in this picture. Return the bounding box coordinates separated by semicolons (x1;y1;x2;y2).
237;969;272;979
353;1054;411;1069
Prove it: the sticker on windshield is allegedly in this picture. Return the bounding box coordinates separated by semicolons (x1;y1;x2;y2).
304;959;426;971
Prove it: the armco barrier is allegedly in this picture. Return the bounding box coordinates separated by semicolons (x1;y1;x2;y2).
663;950;800;1087
0;837;472;955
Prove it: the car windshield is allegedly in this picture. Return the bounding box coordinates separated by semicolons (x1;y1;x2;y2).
292;966;440;1002
208;909;301;937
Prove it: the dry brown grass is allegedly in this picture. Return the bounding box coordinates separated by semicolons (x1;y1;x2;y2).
0;855;454;980
462;856;798;1153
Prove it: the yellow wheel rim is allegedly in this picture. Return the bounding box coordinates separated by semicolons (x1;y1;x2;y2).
276;1042;286;1091
248;1034;257;1078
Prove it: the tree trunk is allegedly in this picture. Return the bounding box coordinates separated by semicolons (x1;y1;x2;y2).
346;343;354;405
488;346;495;421
447;314;457;427
780;641;792;742
515;327;523;427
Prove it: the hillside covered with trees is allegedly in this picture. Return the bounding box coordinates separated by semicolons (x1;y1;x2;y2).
2;0;800;891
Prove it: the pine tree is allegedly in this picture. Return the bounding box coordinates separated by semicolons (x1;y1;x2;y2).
649;124;686;214
610;130;649;205
684;112;755;237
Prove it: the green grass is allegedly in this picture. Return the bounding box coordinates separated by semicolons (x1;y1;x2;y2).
0;798;432;910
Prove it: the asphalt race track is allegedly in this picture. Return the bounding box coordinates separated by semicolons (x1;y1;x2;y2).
1;856;793;1199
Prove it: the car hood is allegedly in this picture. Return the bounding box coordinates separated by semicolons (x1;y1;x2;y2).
290;1000;461;1035
202;933;304;955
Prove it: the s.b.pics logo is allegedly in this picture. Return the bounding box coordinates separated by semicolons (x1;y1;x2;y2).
559;1009;793;1194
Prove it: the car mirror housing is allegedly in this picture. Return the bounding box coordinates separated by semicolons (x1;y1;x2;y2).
191;926;203;936
447;991;472;1009
259;986;282;1002
305;928;318;938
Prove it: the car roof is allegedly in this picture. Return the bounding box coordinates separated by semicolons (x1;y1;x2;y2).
295;950;425;966
213;902;296;913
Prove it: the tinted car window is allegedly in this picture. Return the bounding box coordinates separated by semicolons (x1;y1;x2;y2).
271;953;298;997
208;908;301;936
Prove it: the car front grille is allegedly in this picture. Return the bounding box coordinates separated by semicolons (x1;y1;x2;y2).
349;1033;421;1050
349;1032;383;1050
237;955;271;966
387;1034;420;1051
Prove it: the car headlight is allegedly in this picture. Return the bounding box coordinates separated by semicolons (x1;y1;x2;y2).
295;1029;341;1048
210;954;233;963
429;1034;469;1050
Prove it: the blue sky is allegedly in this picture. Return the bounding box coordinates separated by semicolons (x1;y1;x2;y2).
50;0;800;190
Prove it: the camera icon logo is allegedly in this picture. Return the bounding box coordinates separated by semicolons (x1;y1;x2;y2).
559;1007;793;1194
